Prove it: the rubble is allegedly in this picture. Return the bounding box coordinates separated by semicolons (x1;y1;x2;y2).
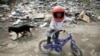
34;13;45;19
0;4;10;11
0;0;99;25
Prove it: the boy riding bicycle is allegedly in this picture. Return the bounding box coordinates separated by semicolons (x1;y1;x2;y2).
46;6;74;45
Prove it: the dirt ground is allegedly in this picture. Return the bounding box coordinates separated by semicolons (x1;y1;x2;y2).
0;21;100;56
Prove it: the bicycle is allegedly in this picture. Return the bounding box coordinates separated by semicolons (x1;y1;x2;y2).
39;30;82;56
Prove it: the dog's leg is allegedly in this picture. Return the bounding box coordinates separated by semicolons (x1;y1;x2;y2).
29;30;32;37
17;33;21;42
29;28;33;36
21;32;24;37
16;33;19;39
22;31;28;41
24;30;31;41
17;33;23;42
14;33;19;41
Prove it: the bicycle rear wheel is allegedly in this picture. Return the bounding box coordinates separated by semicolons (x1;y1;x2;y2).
71;43;82;56
39;40;53;54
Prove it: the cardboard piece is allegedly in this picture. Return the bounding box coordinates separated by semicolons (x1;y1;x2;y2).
78;11;85;19
77;11;91;23
82;15;90;23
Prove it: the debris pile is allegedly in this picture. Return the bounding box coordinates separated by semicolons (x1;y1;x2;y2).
0;0;99;28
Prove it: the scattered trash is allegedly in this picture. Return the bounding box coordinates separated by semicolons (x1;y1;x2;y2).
39;22;48;28
12;19;22;26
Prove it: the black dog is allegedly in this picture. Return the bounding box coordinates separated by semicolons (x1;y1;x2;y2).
8;25;35;38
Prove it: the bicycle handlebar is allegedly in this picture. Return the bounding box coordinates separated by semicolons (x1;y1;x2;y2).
53;30;71;36
52;30;67;36
54;30;66;33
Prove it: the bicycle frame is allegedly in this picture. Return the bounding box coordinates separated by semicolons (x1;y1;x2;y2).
53;33;76;46
45;33;76;52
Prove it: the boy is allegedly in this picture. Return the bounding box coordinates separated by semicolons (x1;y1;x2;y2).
46;6;73;44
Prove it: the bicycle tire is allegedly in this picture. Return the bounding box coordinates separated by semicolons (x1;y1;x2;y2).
39;40;53;54
71;43;82;56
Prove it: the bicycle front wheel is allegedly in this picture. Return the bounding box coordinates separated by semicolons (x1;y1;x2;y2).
39;40;53;54
71;43;82;56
